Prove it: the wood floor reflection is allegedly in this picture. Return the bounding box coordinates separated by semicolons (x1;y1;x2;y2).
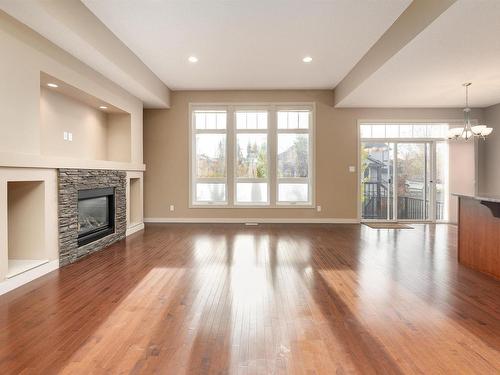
1;224;499;374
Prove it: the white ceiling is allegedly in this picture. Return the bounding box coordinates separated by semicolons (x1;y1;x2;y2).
5;0;499;108
0;0;170;107
338;0;500;108
82;0;411;90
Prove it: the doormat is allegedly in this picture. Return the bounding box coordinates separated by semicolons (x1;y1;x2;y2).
364;223;414;229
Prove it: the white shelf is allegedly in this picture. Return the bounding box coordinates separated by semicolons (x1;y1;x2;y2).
7;259;49;279
0;151;145;171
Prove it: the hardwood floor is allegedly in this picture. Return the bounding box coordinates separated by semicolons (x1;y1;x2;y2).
0;224;499;374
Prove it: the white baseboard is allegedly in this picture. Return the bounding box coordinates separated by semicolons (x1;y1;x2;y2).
126;222;145;236
144;217;359;224
0;259;59;296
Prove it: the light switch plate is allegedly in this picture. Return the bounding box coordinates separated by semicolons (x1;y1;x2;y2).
169;205;175;212
348;166;356;173
68;132;73;141
63;131;68;140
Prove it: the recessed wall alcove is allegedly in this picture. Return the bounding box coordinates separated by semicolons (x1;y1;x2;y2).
129;177;141;226
39;72;132;163
7;181;47;278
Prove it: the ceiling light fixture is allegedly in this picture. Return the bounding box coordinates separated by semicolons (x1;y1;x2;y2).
302;56;313;63
448;83;492;141
188;56;198;63
47;83;58;88
99;105;108;109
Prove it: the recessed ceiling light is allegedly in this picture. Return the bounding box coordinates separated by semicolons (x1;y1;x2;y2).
302;56;313;63
47;83;58;88
99;106;108;109
188;56;198;63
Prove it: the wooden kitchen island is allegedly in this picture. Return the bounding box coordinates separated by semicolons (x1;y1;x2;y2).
456;194;500;279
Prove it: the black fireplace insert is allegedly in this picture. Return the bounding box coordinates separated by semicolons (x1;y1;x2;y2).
77;187;115;246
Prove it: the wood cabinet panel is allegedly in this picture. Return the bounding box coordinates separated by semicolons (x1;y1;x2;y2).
458;197;500;279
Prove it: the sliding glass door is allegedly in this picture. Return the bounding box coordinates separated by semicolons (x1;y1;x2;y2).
360;122;450;222
361;139;446;222
360;142;394;220
361;141;431;221
435;142;449;221
395;142;432;221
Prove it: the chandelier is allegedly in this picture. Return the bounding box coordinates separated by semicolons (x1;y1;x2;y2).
448;83;492;141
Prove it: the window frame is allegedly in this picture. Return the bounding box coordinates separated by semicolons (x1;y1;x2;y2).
359;121;453;140
233;107;271;206
189;102;315;208
356;119;469;223
190;106;229;207
275;106;315;206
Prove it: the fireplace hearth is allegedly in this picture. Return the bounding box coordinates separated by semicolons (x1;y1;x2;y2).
77;187;115;246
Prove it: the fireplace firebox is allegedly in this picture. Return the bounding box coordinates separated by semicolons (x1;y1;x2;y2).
77;187;115;246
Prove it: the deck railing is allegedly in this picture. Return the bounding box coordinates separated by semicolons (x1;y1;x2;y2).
362;182;444;220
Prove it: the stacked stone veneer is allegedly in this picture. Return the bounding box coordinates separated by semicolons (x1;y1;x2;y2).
58;169;126;266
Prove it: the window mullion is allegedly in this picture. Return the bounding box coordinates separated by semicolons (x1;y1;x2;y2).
235;178;268;183
277;177;309;184
227;106;235;207
196;177;227;183
276;129;309;134
235;129;268;134
195;129;227;134
269;105;277;207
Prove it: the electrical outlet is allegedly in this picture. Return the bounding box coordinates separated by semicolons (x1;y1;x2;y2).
169;205;175;212
317;205;322;212
348;166;356;173
68;132;73;141
63;131;68;140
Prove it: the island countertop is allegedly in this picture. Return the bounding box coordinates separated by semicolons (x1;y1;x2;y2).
452;193;500;204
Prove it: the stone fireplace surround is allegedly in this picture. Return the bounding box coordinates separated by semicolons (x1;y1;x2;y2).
58;169;126;266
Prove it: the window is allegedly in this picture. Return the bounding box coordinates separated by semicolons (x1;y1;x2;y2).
192;110;227;205
360;123;449;139
276;110;312;204
235;111;269;205
190;104;314;207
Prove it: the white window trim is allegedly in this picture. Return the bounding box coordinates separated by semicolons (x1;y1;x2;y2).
233;107;270;206
275;106;314;206
189;102;315;208
190;106;229;207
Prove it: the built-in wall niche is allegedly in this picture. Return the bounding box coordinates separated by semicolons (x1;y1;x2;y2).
39;72;131;163
129;178;142;226
7;181;47;278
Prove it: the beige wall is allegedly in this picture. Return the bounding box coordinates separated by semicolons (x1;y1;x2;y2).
449;140;476;223
107;114;132;162
40;88;133;162
478;103;500;195
0;11;143;165
144;90;482;221
40;87;108;160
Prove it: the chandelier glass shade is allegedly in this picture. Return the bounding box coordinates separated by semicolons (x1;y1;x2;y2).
448;83;493;141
